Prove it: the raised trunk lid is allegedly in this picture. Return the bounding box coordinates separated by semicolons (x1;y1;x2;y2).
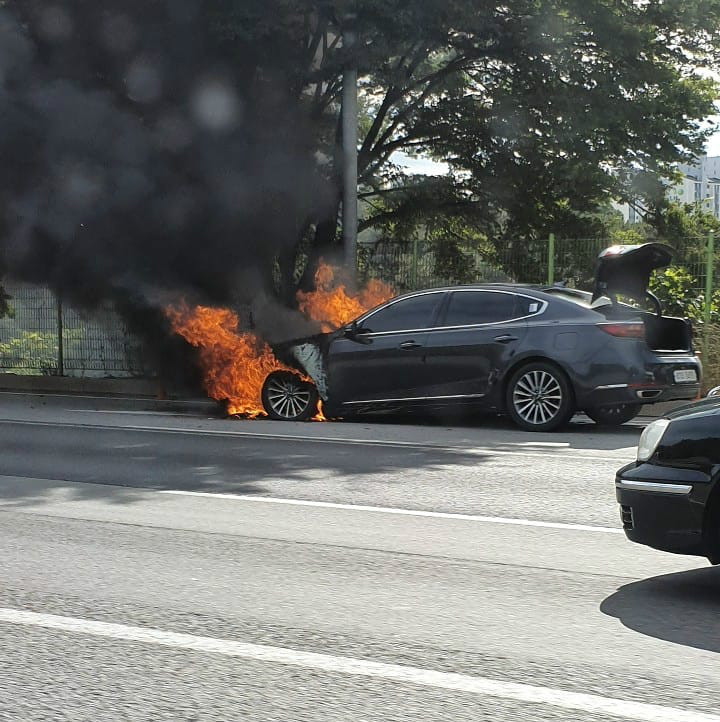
592;243;673;303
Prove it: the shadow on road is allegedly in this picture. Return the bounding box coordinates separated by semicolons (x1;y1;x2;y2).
0;420;494;507
601;566;720;653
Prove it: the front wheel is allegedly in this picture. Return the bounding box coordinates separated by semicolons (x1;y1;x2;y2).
261;371;319;421
506;362;574;432
585;404;641;426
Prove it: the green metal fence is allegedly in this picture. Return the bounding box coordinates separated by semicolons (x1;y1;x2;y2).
359;234;715;306
0;282;148;377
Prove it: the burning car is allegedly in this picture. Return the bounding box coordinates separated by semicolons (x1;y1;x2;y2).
261;243;701;431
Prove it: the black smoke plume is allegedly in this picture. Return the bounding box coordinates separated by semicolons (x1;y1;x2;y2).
0;1;333;383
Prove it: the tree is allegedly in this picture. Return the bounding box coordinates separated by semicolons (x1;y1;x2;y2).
218;0;720;293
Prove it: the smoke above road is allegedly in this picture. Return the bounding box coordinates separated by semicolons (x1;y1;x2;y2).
0;1;334;378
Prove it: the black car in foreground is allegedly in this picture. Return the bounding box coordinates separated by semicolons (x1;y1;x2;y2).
263;243;701;431
616;397;720;563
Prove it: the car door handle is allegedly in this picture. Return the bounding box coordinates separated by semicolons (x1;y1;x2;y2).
494;334;518;344
399;341;422;350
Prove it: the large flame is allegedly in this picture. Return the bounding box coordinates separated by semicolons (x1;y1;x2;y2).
168;263;394;418
166;304;297;417
296;262;393;331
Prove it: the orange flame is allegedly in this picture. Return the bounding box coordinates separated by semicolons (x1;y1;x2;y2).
168;263;394;419
166;304;297;417
296;262;393;331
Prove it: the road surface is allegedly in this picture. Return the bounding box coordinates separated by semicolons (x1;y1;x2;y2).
0;394;716;721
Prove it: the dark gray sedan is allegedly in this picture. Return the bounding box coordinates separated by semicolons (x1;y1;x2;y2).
262;243;701;431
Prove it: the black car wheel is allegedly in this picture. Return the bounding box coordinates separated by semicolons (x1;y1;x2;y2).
261;371;318;421
506;362;574;432
585;404;641;426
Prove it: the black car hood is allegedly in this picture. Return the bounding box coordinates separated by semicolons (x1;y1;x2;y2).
592;243;673;302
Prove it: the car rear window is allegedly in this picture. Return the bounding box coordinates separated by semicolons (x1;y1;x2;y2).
442;291;516;326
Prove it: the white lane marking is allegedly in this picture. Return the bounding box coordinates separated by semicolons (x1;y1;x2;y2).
72;410;193;416
0;419;631;462
159;490;623;534
0;608;712;722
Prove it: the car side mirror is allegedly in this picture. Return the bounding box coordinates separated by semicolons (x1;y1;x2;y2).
344;320;372;344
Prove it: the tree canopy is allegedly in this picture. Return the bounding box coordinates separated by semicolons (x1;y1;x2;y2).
223;0;720;276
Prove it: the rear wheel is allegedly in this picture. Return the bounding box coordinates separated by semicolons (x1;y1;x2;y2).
506;362;574;432
261;371;318;421
585;404;641;426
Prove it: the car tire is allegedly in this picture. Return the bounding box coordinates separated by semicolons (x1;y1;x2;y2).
585;404;641;426
261;370;319;421
506;362;574;432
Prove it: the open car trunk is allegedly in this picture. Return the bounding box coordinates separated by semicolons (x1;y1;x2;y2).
592;243;694;353
594;301;693;352
640;312;692;353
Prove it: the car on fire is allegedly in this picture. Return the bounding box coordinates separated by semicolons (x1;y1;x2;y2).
616;395;720;563
262;243;701;431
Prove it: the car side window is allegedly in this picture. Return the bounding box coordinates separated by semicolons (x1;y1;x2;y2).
361;293;442;333
514;295;543;317
441;291;516;326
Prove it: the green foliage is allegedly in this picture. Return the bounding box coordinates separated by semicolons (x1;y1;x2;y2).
212;0;720;282
0;331;59;374
650;266;711;321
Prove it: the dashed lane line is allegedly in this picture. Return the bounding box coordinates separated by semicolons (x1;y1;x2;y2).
159;490;624;534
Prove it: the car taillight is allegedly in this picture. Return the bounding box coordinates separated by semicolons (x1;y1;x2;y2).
598;322;645;339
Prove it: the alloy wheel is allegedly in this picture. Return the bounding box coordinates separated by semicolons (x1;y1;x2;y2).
512;370;563;426
265;376;312;419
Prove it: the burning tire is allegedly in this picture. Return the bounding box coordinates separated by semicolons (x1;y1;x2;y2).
585;404;640;426
261;371;319;421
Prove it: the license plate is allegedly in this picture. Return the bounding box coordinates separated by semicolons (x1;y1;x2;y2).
674;369;698;383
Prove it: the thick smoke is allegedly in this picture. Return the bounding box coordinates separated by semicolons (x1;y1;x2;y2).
0;1;333;381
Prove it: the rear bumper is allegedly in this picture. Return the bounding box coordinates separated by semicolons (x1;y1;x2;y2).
585;354;701;408
587;383;700;408
615;462;710;557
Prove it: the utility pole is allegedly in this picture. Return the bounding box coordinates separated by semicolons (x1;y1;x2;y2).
341;14;358;277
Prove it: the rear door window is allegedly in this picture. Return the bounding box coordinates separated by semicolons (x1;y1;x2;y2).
441;291;516;326
361;292;443;333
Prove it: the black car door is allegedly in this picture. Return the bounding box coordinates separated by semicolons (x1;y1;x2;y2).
422;290;532;400
326;291;446;405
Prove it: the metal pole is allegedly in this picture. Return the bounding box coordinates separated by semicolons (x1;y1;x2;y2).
342;19;358;277
703;231;714;364
411;235;419;289
547;233;555;286
56;291;64;376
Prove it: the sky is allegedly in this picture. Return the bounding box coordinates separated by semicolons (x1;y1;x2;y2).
706;130;720;157
397;123;720;175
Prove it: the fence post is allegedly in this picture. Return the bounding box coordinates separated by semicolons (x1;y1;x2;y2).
703;231;714;365
411;234;420;289
547;233;555;286
56;291;64;376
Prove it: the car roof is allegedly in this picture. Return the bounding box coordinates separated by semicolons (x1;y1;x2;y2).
391;283;551;300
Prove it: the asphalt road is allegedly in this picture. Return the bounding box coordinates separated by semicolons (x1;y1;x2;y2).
0;394;716;722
